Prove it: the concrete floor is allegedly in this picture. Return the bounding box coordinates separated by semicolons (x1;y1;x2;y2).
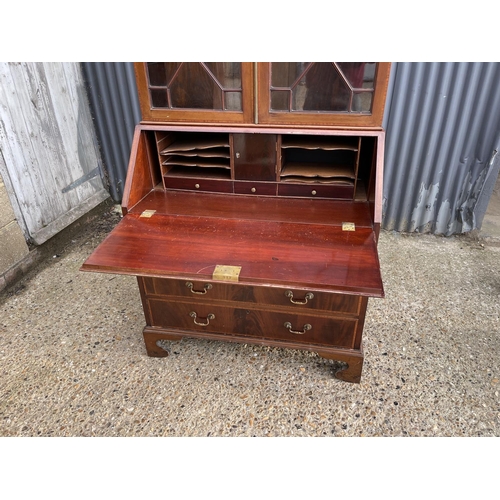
0;199;499;437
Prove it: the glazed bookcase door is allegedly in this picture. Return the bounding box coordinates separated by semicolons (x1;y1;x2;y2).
135;62;255;124
257;62;391;128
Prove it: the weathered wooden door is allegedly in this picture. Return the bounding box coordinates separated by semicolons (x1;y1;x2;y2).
0;62;109;245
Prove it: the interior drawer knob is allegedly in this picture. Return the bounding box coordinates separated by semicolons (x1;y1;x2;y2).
285;290;314;305
186;282;212;295
190;311;215;326
284;322;312;335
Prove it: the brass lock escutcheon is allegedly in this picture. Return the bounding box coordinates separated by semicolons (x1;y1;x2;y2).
186;282;212;295
190;311;215;326
285;290;314;305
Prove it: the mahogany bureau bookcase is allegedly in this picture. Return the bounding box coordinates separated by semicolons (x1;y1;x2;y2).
81;62;391;383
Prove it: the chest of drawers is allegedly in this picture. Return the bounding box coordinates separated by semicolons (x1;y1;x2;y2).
81;62;390;382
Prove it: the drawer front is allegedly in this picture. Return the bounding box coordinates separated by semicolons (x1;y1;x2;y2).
278;183;353;199
234;181;277;196
238;309;358;348
164;176;233;194
147;299;358;349
143;277;361;315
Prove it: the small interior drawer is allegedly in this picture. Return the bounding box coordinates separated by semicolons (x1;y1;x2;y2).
164;176;233;193
278;183;354;199
234;181;277;196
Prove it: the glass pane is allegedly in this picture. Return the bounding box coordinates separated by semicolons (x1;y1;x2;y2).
271;90;290;111
225;91;242;111
271;63;310;87
302;63;350;112
147;62;180;86
291;80;308;111
205;63;242;89
146;62;244;111
269;62;377;114
353;91;373;113
151;89;168;108
170;63;222;109
338;62;377;90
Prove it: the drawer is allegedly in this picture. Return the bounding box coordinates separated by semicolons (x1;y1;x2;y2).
278;183;354;199
164;176;233;194
147;299;358;349
234;181;277;196
142;277;361;315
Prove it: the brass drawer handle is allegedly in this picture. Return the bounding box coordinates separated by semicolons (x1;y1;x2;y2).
190;311;215;326
186;282;212;295
284;322;312;335
285;290;314;305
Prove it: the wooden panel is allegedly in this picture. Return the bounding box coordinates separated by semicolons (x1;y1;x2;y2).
0;62;108;244
81;212;384;296
141;276;156;294
144;277;361;314
137;276;153;325
128;190;375;227
233;133;277;181
122;127;157;213
147;298;358;348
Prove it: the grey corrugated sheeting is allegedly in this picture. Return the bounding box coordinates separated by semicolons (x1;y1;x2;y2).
383;62;500;235
81;62;141;202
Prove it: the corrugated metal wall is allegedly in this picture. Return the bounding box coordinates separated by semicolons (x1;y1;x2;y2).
81;63;141;202
383;62;500;235
83;62;500;235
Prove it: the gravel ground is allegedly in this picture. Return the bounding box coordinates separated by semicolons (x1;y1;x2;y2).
1;200;499;438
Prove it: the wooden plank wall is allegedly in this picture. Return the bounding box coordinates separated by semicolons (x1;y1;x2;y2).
0;62;109;245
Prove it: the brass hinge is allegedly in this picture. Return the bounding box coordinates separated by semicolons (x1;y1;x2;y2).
140;209;156;218
342;222;355;231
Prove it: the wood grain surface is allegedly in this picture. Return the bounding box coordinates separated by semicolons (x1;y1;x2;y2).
81;208;383;296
